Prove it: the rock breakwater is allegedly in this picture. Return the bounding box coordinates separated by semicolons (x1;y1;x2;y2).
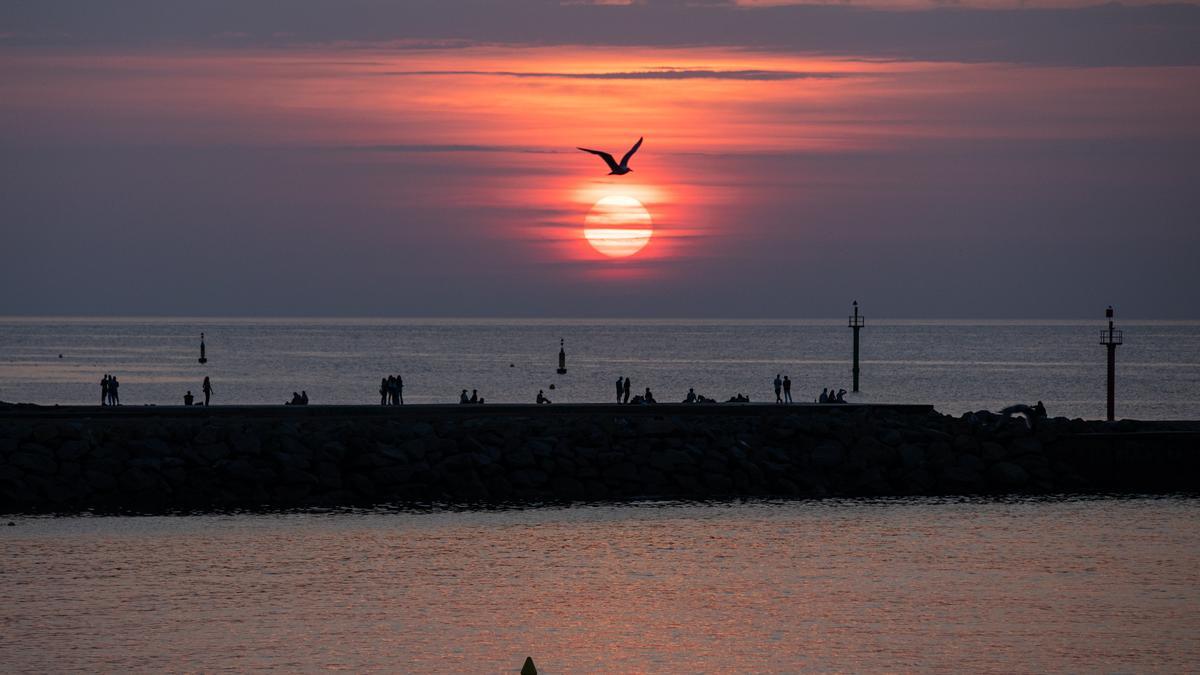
0;404;1196;512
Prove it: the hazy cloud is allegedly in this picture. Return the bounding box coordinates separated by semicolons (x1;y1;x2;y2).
2;1;1200;66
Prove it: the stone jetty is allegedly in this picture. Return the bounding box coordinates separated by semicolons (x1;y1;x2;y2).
0;403;1197;513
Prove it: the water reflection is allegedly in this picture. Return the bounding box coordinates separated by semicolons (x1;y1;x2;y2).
3;497;1198;671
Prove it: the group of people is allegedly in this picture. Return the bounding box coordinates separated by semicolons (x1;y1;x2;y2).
614;376;633;404
379;375;404;406
99;374;121;406
183;376;214;406
773;374;795;403
820;387;848;403
286;391;309;405
459;389;485;404
682;388;717;404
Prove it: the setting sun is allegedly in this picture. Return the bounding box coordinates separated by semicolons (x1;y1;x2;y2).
583;195;654;257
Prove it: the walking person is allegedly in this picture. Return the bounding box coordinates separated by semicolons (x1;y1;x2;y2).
783;375;793;403
202;376;213;406
101;374;109;406
615;376;624;404
773;374;783;404
623;376;631;404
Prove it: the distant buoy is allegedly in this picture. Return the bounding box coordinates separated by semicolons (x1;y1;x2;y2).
58;354;63;358
548;383;556;390
198;332;208;364
521;657;538;675
556;338;567;375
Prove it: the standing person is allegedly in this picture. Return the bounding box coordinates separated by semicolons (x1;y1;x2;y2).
615;376;624;404
783;375;793;403
396;375;404;405
202;376;213;406
623;376;631;404
110;376;120;406
380;378;389;406
774;374;783;404
101;374;109;406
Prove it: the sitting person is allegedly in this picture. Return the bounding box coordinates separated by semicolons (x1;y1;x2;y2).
460;389;470;404
835;388;847;403
536;390;551;404
818;388;829;403
643;387;656;404
469;389;479;404
287;391;303;405
683;388;697;403
184;390;194;406
300;390;309;405
630;394;645;405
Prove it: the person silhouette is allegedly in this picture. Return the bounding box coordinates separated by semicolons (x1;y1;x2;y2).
300;390;309;405
685;387;696;403
101;374;109;406
835;388;846;403
396;375;404;405
819;387;829;403
616;376;624;404
460;389;469;404
184;390;194;406
380;378;389;406
783;375;792;403
774;374;783;404
110;376;120;406
202;376;213;406
623;377;631;404
644;387;656;404
537;389;551;404
470;389;479;404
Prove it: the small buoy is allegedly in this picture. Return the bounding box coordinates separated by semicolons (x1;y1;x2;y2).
548;383;556;390
510;363;515;368
58;354;63;358
198;332;208;364
521;657;537;675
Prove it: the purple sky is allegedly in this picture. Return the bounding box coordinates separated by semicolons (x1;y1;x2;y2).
1;1;1198;318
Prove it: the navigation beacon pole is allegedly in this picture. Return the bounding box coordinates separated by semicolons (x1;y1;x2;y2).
557;338;567;375
198;332;208;364
1099;305;1123;422
848;301;864;393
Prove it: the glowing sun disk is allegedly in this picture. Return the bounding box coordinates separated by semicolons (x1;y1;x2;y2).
584;195;653;257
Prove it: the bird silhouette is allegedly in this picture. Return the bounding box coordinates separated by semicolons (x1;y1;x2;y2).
577;137;643;175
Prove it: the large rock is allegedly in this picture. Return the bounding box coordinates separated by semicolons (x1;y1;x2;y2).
10;449;55;476
988;462;1030;490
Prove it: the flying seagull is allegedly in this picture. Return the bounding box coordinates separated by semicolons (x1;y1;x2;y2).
577;137;643;175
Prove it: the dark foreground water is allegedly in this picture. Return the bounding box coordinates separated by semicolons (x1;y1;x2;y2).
2;317;1199;419
2;497;1198;672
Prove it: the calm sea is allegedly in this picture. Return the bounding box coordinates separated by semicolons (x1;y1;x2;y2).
2;498;1198;672
1;317;1198;419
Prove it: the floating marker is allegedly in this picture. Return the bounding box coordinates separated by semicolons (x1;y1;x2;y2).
521;656;538;675
556;338;567;375
198;332;208;364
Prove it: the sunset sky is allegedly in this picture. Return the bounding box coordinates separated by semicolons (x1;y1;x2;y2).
2;1;1198;317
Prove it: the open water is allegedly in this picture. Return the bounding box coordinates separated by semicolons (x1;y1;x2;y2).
2;498;1198;672
1;317;1198;419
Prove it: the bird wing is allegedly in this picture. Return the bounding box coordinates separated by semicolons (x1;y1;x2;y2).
619;137;643;169
577;147;620;172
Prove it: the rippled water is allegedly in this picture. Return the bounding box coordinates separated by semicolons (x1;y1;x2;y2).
1;317;1199;419
2;498;1198;672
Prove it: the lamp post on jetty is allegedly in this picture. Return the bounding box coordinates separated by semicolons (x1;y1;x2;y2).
1099;305;1123;421
848;301;864;393
557;338;567;375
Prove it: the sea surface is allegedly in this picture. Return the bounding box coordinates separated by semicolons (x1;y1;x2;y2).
1;317;1199;419
2;498;1198;672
